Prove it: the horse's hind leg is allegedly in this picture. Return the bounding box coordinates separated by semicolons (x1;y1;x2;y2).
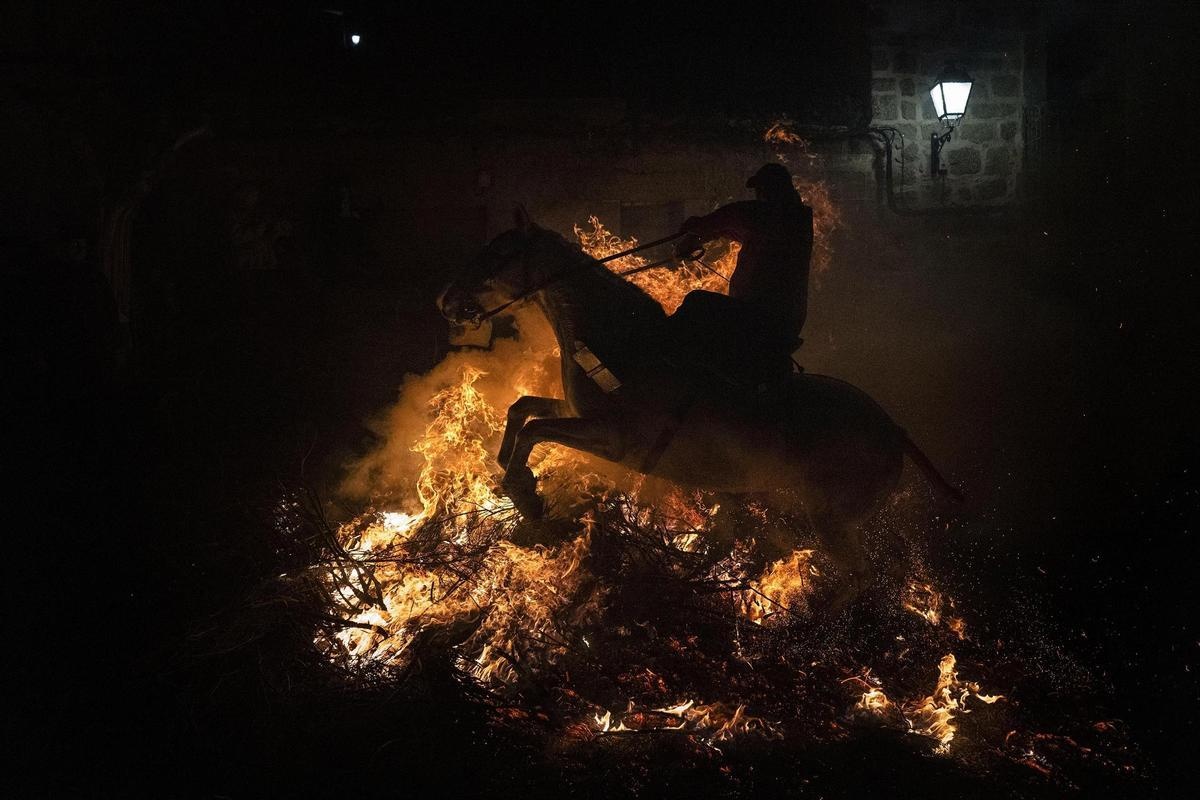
498;396;566;468
502;416;626;519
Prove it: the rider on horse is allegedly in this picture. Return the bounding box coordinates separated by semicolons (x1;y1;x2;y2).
668;162;814;387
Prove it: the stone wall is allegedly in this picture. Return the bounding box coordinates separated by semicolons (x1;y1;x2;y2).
868;2;1036;207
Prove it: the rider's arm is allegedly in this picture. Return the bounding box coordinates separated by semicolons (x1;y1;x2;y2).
680;200;761;243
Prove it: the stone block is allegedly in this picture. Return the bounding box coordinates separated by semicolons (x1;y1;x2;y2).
947;146;982;175
968;81;989;101
1000;120;1019;141
872;94;898;121
871;47;890;71
900;78;915;96
976;177;1008;200
895;123;919;141
970;102;1018;120
985;145;1013;175
901;101;916;120
992;74;1020;97
957;122;995;143
872;77;897;92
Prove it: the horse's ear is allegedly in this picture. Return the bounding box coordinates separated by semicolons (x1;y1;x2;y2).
513;203;532;234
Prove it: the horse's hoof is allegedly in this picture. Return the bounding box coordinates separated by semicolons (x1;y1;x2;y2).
515;494;545;521
503;468;544;520
511;516;576;547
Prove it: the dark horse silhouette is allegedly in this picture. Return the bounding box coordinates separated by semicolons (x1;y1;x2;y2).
439;207;960;605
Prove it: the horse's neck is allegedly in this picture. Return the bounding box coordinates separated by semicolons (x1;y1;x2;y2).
531;238;662;354
536;267;598;348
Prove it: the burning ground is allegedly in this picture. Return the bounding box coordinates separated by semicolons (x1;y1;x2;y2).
251;212;1147;797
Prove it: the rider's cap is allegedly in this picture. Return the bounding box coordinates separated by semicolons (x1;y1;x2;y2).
746;162;794;193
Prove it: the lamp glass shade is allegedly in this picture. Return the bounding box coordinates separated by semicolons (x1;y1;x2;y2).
930;77;973;124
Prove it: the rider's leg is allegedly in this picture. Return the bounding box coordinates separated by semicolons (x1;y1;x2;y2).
663;291;745;385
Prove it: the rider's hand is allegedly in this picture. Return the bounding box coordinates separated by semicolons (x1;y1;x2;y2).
674;232;704;261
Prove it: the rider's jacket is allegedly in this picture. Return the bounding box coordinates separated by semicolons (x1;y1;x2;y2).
681;194;814;338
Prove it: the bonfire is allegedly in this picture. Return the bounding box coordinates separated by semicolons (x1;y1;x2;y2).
265;129;1140;793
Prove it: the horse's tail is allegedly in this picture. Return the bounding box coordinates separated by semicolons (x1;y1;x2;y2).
900;431;964;504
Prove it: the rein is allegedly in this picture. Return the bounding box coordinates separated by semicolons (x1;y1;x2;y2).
471;232;694;325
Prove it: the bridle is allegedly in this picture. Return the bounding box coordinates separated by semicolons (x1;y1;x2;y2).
463;231;717;326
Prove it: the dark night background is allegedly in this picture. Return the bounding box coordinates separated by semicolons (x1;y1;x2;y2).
2;1;1196;797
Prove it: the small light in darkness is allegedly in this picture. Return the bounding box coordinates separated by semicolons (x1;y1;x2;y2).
350;34;361;46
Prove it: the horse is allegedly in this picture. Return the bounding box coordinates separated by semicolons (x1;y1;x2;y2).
438;206;961;606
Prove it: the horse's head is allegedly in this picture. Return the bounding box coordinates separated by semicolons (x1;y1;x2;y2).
439;205;553;325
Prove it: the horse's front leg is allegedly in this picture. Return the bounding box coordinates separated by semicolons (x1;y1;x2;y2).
497;396;566;469
502;416;627;520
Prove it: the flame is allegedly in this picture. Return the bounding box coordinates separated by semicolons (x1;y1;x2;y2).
854;654;1004;751
738;549;820;625
320;360;603;684
763;120;842;277
410;365;506;520
591;699;779;743
764;121;804;146
903;581;967;639
573;215;731;314
856;687;896;715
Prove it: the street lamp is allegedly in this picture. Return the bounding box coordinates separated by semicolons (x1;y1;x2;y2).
929;65;974;176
